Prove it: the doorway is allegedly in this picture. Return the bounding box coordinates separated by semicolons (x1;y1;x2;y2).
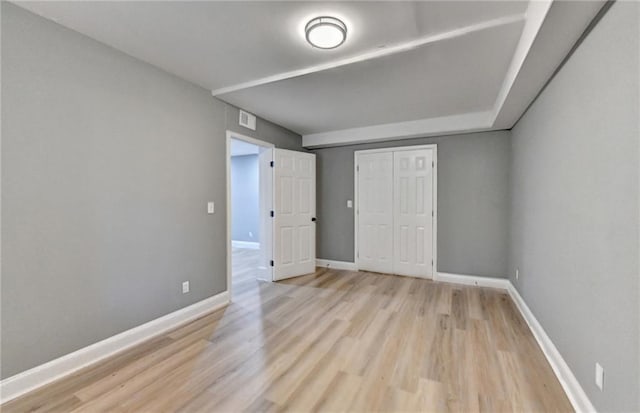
226;131;274;299
226;132;318;299
354;144;438;278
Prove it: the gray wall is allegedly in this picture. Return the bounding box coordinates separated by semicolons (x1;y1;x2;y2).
313;131;511;278
231;155;259;243
1;3;301;379
509;2;639;411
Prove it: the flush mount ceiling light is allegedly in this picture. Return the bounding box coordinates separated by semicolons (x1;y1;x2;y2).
305;16;347;49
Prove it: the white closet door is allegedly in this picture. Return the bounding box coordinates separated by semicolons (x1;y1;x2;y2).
273;149;316;281
357;152;394;274
393;149;434;278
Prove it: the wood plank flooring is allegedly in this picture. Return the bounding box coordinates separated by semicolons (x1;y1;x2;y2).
2;248;573;412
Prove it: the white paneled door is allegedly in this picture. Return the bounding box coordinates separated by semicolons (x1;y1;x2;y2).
356;146;435;279
357;152;394;274
393;149;434;278
273;149;316;281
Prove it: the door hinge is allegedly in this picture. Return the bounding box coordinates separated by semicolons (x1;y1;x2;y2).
270;260;274;267
357;165;359;172
432;210;434;217
270;210;274;218
432;161;434;168
270;161;274;167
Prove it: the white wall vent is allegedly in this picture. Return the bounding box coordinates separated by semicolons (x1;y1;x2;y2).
239;110;256;130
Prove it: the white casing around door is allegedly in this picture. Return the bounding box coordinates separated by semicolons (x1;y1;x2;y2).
272;149;316;280
356;152;394;274
393;149;434;278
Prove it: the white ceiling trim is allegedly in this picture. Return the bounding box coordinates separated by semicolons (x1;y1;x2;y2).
489;0;553;122
302;110;494;148
211;13;525;97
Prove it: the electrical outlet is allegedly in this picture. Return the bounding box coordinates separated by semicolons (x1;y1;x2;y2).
182;281;190;294
249;231;253;238
516;268;519;280
595;363;604;391
207;202;215;214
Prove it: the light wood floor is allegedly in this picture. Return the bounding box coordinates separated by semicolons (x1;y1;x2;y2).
2;248;573;412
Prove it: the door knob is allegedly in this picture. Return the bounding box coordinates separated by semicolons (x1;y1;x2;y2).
311;217;317;222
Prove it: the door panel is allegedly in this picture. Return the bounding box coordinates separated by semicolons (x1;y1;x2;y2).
393;149;434;278
357;152;393;274
273;149;316;280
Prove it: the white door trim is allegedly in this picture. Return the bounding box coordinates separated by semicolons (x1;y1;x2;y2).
354;144;438;277
353;144;439;155
226;130;275;300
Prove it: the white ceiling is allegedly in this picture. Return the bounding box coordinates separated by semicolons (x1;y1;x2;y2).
15;1;605;147
230;139;260;157
220;19;523;134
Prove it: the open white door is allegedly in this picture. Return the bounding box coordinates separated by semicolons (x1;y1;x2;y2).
272;149;316;281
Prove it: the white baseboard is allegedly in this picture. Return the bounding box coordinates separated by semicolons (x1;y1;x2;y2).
231;240;260;249
435;272;510;289
506;284;595;413
0;291;229;404
434;271;594;413
316;259;357;271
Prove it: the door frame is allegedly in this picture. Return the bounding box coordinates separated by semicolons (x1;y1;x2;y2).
226;130;275;301
354;144;438;278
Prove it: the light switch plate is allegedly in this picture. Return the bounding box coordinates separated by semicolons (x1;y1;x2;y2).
347;200;353;208
182;281;190;294
207;202;215;214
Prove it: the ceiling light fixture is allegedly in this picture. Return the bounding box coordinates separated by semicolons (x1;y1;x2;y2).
305;16;347;50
